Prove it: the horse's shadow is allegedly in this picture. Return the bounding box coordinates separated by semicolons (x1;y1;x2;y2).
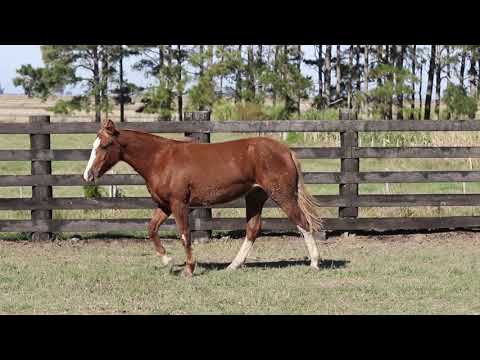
168;258;349;276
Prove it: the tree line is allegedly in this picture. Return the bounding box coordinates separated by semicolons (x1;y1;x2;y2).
12;45;480;121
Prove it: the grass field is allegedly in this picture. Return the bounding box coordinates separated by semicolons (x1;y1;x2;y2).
1;231;479;314
1;98;480;315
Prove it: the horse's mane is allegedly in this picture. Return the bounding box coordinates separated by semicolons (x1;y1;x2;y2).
120;129;196;144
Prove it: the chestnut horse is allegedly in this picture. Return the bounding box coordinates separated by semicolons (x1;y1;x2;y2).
83;119;323;277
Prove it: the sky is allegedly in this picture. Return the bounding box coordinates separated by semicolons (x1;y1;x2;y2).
0;45;43;93
0;45;152;94
0;45;436;97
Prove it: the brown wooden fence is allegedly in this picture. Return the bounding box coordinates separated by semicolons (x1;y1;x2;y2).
2;112;480;240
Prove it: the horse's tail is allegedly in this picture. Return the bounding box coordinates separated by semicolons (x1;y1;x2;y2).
290;151;323;232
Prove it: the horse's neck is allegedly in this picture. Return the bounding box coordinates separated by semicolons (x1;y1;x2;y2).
118;130;164;178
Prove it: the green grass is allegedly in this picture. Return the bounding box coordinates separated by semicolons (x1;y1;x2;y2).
0;232;479;314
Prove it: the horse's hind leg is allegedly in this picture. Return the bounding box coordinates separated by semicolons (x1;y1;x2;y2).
171;201;196;277
227;187;268;270
149;207;173;267
271;195;320;270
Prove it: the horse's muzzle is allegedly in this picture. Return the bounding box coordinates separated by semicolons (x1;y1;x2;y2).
83;169;95;183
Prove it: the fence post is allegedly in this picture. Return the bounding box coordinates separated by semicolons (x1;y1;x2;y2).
184;111;212;243
339;110;359;228
29;115;53;241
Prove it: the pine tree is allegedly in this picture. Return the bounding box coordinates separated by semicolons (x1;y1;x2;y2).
363;45;369;117
303;45;324;109
434;45;443;120
324;45;332;106
347;45;353;109
13;45;121;122
410;45;416;119
188;45;217;111
395;45;405;120
336;45;342;100
424;45;436;120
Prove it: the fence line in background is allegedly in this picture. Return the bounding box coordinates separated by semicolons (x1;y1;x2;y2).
2;113;480;240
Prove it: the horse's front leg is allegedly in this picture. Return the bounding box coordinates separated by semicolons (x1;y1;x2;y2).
171;201;195;277
148;207;173;266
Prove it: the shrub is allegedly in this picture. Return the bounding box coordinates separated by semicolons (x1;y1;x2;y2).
443;84;478;118
296;108;339;120
83;185;104;199
262;104;288;120
212;98;236;120
233;102;267;120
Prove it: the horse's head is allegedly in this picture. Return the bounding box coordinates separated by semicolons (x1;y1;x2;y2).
83;119;122;182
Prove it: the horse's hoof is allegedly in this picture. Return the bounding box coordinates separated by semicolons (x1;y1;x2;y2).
182;269;194;278
226;263;239;271
310;263;320;270
160;255;174;267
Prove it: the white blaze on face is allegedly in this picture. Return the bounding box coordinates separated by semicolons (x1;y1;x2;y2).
83;137;101;181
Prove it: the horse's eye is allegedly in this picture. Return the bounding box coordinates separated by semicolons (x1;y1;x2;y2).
100;138;113;149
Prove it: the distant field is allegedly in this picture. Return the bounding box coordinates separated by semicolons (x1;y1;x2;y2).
1;231;479;314
0;94;157;122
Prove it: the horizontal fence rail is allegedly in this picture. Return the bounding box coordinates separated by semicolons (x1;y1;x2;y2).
2;217;480;233
3;119;480;134
4;194;480;210
5;146;480;161
2;114;480;239
3;171;480;187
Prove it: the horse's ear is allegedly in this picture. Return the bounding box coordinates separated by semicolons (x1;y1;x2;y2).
102;119;119;136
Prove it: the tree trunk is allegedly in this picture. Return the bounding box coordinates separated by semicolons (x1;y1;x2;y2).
347;45;353;109
93;47;101;122
434;45;442;120
468;50;478;118
363;45;369;117
100;46;109;119
257;45;264;102
199;45;204;78
376;45;385;118
324;45;332;105
317;45;323;100
272;45;279;106
424;45;436;120
198;45;205;111
355;45;361;93
247;45;255;102
477;53;480;99
119;47;124;122
419;61;423;119
159;46;164;74
460;47;466;89
386;45;393;120
235;45;243;103
410;45;416;120
353;45;362;114
219;46;224;99
297;44;302;114
336;45;342;99
283;45;294;113
165;45;173;120
395;45;404;120
176;45;183;121
446;46;451;120
469;50;478;98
